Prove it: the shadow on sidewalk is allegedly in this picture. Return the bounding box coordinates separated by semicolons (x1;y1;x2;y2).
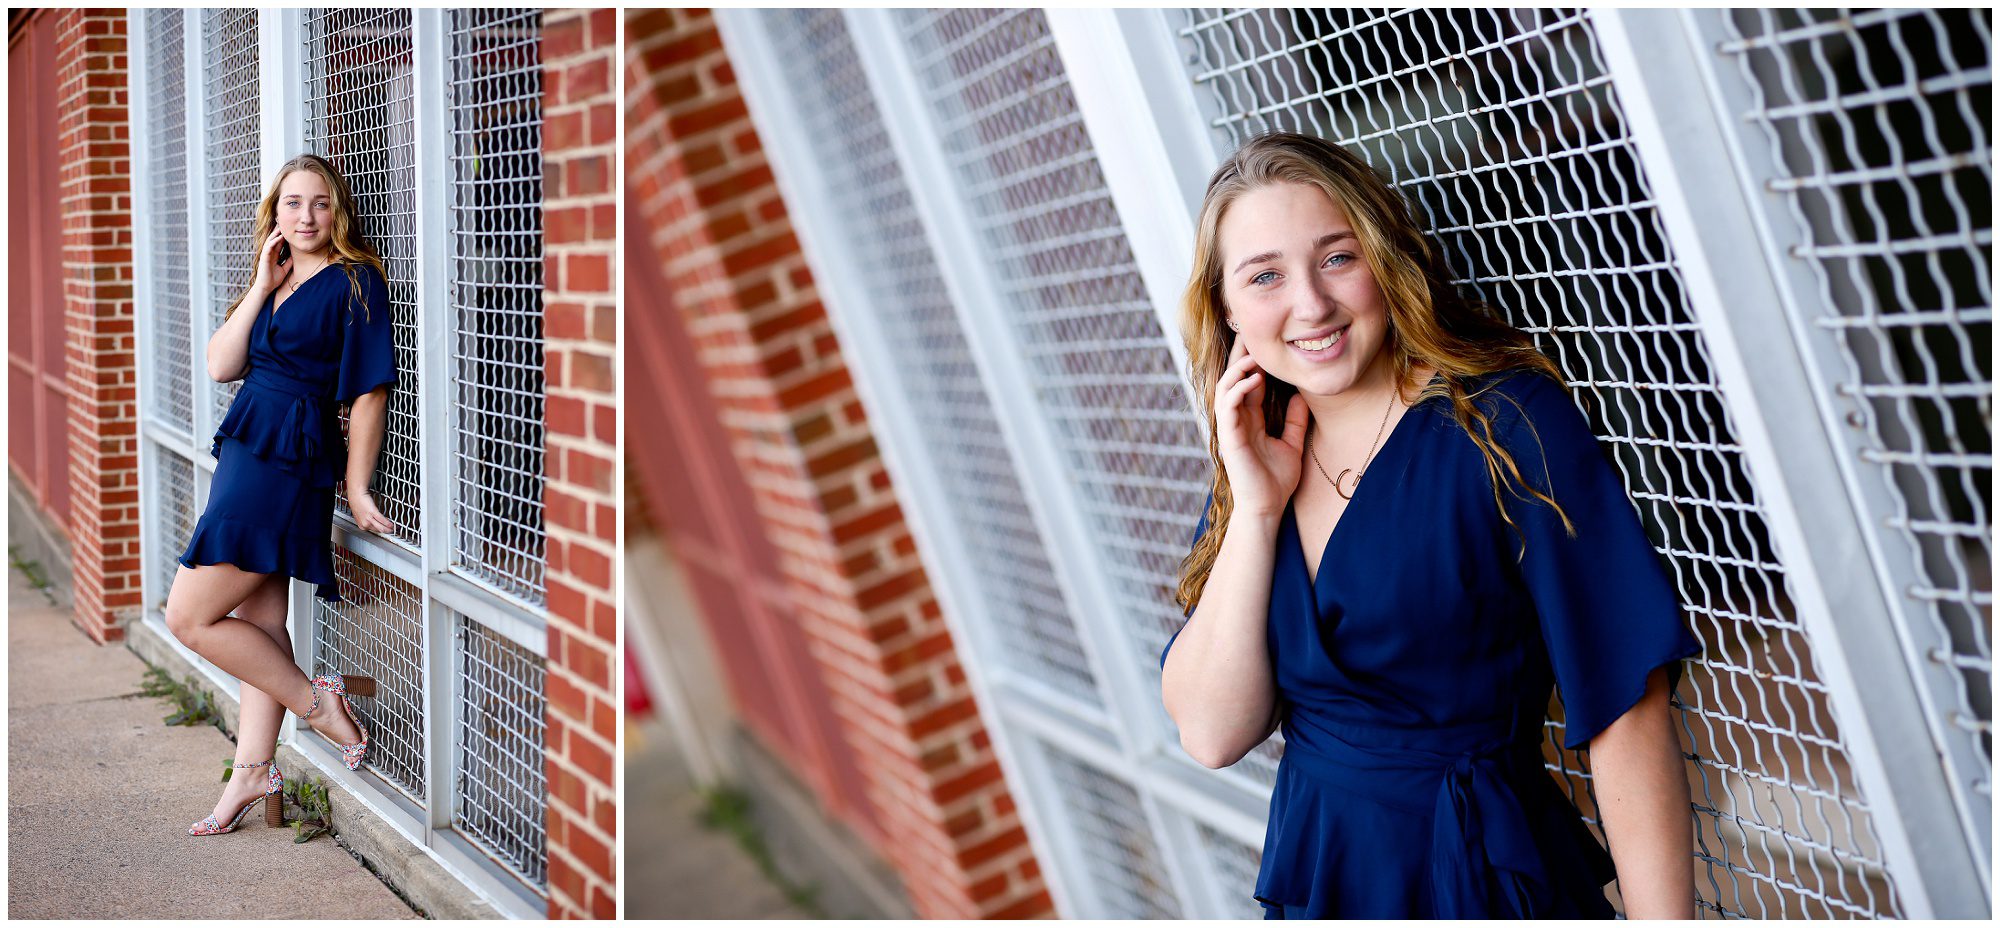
5;561;417;919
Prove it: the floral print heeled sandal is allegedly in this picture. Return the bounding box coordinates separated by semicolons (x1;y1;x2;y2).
298;673;376;771
188;758;283;836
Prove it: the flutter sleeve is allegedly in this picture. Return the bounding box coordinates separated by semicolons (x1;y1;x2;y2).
335;265;398;405
1496;372;1703;749
1160;491;1214;670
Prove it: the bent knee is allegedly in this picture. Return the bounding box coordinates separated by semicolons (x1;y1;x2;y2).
163;601;201;644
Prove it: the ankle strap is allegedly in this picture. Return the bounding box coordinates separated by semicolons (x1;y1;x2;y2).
232;759;274;769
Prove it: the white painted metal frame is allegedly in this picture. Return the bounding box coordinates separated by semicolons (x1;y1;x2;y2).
854;8;1214;917
715;10;1096;917
1591;9;1988;916
127;8;547;918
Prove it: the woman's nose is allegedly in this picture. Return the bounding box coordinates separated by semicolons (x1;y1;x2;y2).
1292;277;1336;319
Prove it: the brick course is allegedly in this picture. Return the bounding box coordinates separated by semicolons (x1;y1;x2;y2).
54;8;140;644
541;6;621;920
624;9;1052;919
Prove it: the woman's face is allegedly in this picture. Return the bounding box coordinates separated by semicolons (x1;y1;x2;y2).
1215;181;1391;399
276;169;334;258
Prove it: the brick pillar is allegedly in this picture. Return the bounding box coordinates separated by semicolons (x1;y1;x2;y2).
56;9;139;644
540;7;619;920
624;9;1053;919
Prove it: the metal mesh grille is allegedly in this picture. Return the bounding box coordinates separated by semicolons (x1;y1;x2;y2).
146;9;194;434
760;9;1100;706
312;547;427;803
1714;7;1992;864
158;452;199;609
445;9;547;606
455;616;548;888
1197;822;1267;919
1039;743;1182;918
896;8;1257;775
201;9;259;429
302;9;423;546
1179;7;1900;917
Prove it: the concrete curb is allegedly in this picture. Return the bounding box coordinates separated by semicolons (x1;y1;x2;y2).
126;618;502;920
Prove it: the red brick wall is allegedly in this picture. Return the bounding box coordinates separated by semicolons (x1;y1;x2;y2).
9;10;77;531
623;9;1053;919
540;6;619;920
54;9;138;644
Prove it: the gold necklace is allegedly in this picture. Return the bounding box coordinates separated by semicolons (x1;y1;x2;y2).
1308;384;1397;501
290;258;329;292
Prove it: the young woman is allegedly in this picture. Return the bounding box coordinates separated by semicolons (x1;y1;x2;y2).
167;153;399;837
1159;133;1702;918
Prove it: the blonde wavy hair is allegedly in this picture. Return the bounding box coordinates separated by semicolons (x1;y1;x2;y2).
224;153;386;323
1174;132;1576;618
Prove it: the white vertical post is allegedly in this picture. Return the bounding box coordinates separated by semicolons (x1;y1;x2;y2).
183;13;213;453
714;9;1110;917
842;8;1204;916
412;7;459;834
260;10;305;175
1046;8;1216;421
1591;7;1987;917
129;10;161;620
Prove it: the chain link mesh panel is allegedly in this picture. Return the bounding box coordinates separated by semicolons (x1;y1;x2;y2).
1178;7;1902;917
1196;821;1268;920
894;8;1286;784
758;9;1101;707
1038;743;1183;918
1711;7;1992;869
146;9;194;435
157;451;199;610
312;547;427;804
201;9;259;431
455;615;548;888
444;9;547;606
302;9;423;546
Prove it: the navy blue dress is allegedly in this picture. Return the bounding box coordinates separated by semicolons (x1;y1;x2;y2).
177;262;398;603
1161;369;1702;919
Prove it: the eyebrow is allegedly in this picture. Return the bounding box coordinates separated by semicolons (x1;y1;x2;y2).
1231;231;1357;275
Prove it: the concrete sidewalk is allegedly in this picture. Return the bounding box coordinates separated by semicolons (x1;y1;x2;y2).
6;561;416;920
625;725;819;920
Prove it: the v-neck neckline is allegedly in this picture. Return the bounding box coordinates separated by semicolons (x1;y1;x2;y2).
1291;371;1442;593
270;261;337;320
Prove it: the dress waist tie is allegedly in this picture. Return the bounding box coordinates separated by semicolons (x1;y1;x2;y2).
244;369;335;465
1278;710;1554;917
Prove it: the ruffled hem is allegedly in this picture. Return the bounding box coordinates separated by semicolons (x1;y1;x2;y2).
177;514;342;603
209;385;343;488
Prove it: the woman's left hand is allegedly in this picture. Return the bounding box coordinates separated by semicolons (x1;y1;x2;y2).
348;490;397;535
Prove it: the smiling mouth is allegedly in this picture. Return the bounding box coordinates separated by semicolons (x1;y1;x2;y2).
1288;327;1347;351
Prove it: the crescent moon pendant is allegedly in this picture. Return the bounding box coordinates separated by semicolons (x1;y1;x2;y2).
1333;468;1360;501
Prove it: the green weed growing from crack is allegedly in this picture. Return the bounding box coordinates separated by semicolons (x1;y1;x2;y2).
280;771;335;843
8;544;56;603
696;784;828;917
138;666;226;732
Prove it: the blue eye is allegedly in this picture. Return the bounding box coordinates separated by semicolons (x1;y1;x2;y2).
1326;253;1351;268
1250;270;1277;286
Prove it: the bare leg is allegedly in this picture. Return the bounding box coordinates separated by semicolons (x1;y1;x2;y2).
204;570;293;824
164;563;361;748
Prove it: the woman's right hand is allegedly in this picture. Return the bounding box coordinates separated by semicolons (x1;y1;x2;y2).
1215;335;1307;519
251;228;292;296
